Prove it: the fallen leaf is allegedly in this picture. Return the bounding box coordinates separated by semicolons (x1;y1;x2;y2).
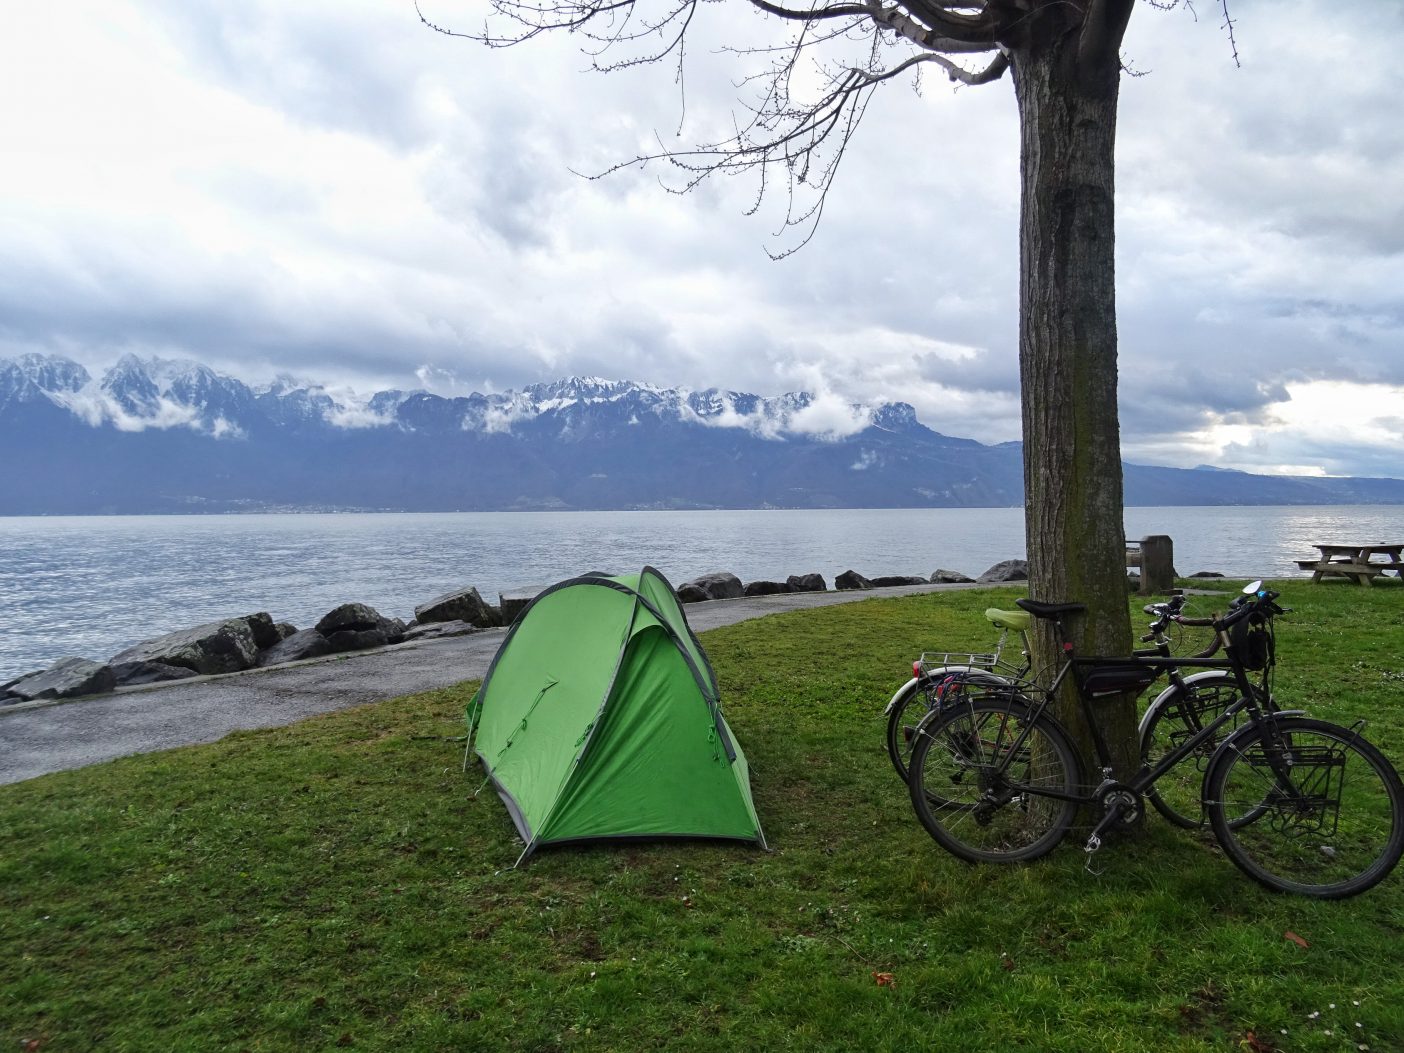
1240;1030;1276;1052
1284;931;1309;949
336;1034;353;1047
1000;954;1016;971
873;972;896;988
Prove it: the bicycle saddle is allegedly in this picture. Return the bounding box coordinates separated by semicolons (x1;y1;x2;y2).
983;607;1032;632
1015;598;1087;620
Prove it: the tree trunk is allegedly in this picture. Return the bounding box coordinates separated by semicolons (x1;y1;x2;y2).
1011;23;1138;779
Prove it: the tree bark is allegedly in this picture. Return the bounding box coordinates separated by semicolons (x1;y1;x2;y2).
1011;20;1138;778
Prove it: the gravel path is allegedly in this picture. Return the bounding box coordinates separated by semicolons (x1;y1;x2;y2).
0;582;985;785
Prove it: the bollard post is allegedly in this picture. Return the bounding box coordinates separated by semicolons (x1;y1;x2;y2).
1139;535;1175;595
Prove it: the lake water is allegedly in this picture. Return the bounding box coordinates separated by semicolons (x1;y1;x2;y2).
1;505;1400;681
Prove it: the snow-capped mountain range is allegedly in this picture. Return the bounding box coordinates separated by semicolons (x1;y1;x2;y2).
0;353;897;443
2;353;1401;514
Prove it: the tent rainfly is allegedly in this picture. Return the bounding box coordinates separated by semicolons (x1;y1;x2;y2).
466;567;767;863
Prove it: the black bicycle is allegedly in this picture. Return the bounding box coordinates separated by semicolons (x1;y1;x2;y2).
1135;593;1278;829
907;582;1404;899
892;592;1261;828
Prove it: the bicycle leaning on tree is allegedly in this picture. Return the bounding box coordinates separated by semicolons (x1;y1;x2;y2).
906;582;1404;899
889;591;1271;829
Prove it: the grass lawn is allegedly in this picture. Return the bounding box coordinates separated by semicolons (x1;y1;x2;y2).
3;579;1403;1052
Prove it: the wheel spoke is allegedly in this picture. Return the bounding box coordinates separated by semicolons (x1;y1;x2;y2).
909;696;1079;863
1207;720;1404;898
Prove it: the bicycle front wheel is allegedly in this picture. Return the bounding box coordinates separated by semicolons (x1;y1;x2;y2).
908;696;1080;863
1140;673;1243;829
1205;718;1404;899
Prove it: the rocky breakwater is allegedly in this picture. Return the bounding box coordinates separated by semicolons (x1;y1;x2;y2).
0;584;510;708
673;559;1027;601
0;561;1031;707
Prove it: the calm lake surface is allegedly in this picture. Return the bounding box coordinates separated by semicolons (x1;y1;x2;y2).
1;505;1400;681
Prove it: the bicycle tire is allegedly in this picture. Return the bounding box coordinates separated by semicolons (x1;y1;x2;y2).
886;669;1012;783
1205;717;1404;899
1139;672;1244;829
885;679;926;782
908;694;1081;863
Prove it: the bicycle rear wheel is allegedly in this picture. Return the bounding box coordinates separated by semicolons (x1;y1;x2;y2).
885;679;928;782
1205;718;1404;899
887;670;1011;783
908;695;1080;863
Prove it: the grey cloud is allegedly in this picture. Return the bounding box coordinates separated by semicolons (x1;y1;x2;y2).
1122;4;1404;258
1220;433;1404;480
4;0;1402;478
911;349;1018;397
151;2;443;151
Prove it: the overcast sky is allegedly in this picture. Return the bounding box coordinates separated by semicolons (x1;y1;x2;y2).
2;1;1401;478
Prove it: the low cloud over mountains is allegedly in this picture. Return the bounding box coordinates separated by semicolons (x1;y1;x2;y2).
2;354;1400;515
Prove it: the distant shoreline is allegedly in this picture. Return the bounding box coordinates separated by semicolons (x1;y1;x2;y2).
4;498;1404;519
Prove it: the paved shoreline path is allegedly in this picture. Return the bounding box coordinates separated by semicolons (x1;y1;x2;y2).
0;582;984;785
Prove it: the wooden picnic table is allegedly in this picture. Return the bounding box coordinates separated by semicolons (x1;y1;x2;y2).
1296;542;1404;586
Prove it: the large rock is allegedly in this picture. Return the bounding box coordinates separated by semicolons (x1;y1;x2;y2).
786;573;827;593
835;570;873;591
110;661;199;687
243;612;284;650
5;657;115;702
499;586;551;624
677;583;708;604
256;628;334;667
316;603;397;636
310;603;406;656
680;572;744;601
930;569;975;584
110;616;263;675
415;586;502;628
0;670;41;705
870;575;929;587
324;627;397;654
743;580;795;597
401;620;480;642
977;559;1029;583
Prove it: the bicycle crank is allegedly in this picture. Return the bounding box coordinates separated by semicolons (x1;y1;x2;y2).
1097;785;1144;829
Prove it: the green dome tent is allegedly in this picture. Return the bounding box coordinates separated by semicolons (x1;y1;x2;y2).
467;567;767;863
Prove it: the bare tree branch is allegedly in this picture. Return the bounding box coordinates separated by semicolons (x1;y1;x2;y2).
418;0;1232;253
744;0;874;21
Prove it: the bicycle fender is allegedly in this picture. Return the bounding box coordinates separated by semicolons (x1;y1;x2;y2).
1197;709;1309;801
883;679;919;716
883;667;1014;715
1212;709;1308;754
1138;670;1235;738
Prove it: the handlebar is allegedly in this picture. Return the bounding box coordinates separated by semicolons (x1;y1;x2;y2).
1213;586;1287;632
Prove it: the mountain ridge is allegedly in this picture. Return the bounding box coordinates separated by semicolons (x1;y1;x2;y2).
3;353;1401;514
